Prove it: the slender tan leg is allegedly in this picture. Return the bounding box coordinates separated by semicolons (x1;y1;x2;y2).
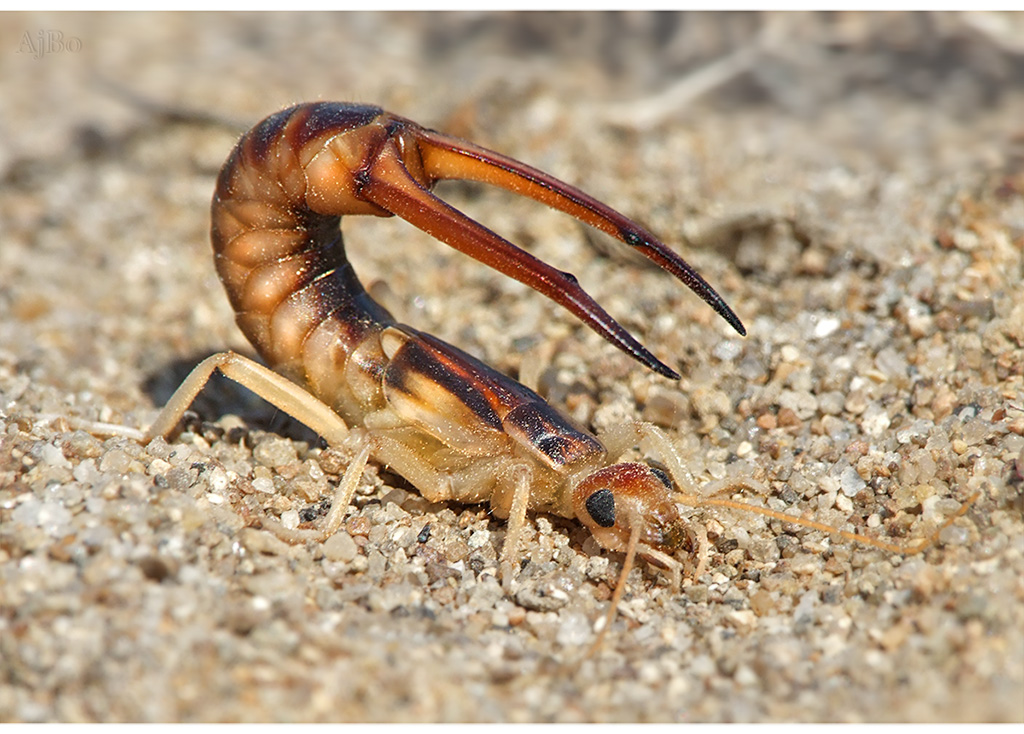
500;464;532;592
55;417;147;442
684;521;709;580
636;422;698;494
262;437;371;543
146;351;350;447
582;510;646;660
646;546;684;590
517;339;555;394
597;420;644;461
598;421;701;494
368;430;455;503
371;426;527;588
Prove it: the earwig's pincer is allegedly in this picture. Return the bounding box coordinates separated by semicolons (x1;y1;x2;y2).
212;102;743;383
145;102;975;655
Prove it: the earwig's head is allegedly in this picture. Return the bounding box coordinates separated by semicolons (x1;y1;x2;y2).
572;462;688;556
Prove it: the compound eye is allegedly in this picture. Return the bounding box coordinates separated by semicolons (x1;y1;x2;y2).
585;487;616;528
646;462;672;489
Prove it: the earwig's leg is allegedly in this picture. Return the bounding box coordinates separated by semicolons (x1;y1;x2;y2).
501;463;533;592
150;352;368;546
684;521;709;580
146;352;350;446
517;338;556;394
697;476;770;500
371;426;530;589
597;420;696;479
368;427;506;505
597;421;645;462
317;438;371;537
583;511;645;660
637;422;699;493
52;417;147;442
368;430;455;503
639;545;684;589
362;144;682;379
261;437;371;544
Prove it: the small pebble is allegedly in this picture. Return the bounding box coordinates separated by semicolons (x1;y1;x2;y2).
253;437;298;468
322;532;358;563
251;476;275;494
39;442;71;468
813;316;841;339
280;509;300;530
99;448;132;473
839;467;867;497
241;571;295;600
468;529;490;549
516;576;571;612
238;528;293;556
713;340;742;361
685;584;709;603
861;404;891;437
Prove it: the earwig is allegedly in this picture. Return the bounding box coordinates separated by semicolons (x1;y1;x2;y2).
147;102;976;651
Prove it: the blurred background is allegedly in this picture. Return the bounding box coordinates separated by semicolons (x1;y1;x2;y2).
4;12;1024;162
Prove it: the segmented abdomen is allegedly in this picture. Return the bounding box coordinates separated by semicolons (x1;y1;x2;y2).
210;103;396;421
210;102;608;486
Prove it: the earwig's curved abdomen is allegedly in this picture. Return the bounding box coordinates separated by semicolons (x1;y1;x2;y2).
210;103;404;422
